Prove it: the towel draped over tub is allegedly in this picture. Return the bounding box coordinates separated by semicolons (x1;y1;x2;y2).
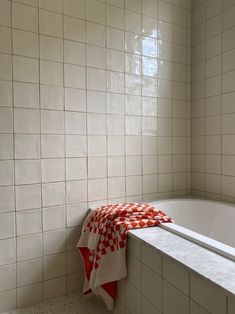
76;202;173;310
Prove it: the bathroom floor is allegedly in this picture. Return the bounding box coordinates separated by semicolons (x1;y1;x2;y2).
3;293;110;314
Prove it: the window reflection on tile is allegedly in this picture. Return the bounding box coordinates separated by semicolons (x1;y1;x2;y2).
125;32;141;54
0;0;195;305
142;16;158;39
142;56;158;77
142;37;158;58
125;53;141;75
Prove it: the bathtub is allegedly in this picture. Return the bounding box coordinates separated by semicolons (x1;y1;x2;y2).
149;199;235;262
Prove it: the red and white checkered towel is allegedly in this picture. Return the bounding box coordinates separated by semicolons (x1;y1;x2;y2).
77;202;173;310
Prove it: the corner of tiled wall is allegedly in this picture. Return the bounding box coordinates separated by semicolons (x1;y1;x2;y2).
191;0;235;202
0;0;191;312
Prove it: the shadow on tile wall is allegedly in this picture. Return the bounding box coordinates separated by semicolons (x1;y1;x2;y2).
191;0;235;202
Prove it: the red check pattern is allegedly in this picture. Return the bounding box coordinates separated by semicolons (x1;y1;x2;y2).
77;202;173;309
82;202;173;269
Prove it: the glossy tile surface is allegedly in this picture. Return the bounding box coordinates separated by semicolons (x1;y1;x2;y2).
0;0;192;311
191;0;235;202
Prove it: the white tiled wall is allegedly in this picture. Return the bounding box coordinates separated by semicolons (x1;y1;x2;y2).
0;0;191;311
191;0;235;202
114;236;234;314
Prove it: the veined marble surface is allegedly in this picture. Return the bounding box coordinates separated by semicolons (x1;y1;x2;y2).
129;227;235;297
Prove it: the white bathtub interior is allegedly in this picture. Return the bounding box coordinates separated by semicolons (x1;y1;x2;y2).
149;199;235;261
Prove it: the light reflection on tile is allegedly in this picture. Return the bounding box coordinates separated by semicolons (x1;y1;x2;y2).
125;32;141;54
142;37;158;57
142;56;158;77
125;53;141;75
0;0;193;311
142;16;158;38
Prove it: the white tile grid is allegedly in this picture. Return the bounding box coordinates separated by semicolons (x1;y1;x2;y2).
115;238;233;314
191;0;206;200
157;0;191;200
0;0;191;312
0;0;80;311
191;1;235;202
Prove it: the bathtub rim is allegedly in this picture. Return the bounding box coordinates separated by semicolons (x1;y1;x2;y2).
89;199;235;297
129;226;235;298
149;198;235;262
160;223;235;262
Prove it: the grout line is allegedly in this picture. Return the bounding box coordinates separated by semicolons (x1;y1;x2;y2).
171;3;174;198
202;2;207;199
104;1;109;204
10;0;18;307
2;0;235;309
220;0;224;201
0;27;192;62
36;0;44;302
155;0;159;201
123;0;128;203
0;75;193;97
61;0;68;297
140;0;144;202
